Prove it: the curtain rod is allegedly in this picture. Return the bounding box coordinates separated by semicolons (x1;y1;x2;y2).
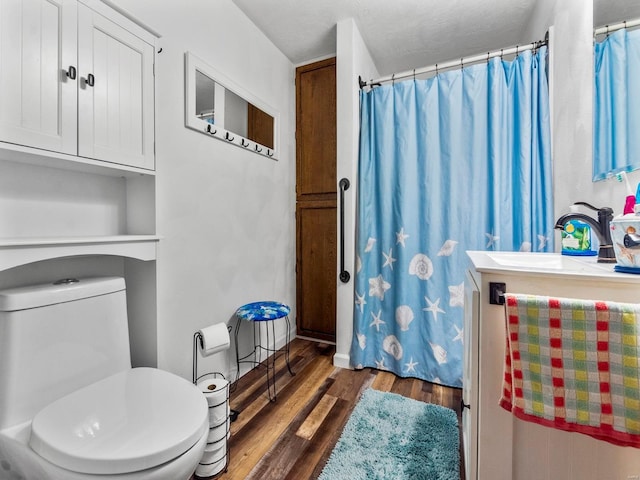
359;33;548;89
594;17;640;36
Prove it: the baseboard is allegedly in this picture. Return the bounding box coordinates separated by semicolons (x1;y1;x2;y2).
295;334;336;345
333;352;352;370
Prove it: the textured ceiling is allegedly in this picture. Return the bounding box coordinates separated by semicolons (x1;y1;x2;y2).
232;0;640;76
594;0;640;28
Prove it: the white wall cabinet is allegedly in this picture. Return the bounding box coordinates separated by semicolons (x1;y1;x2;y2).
0;0;160;368
0;0;155;170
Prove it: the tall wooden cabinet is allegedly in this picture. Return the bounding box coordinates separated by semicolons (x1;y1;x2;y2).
295;57;337;342
0;0;155;170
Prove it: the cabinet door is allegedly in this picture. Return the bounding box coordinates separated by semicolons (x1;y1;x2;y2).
463;271;480;480
296;200;337;341
77;5;154;170
0;0;77;155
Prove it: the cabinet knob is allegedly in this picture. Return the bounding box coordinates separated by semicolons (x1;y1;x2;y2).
65;66;77;80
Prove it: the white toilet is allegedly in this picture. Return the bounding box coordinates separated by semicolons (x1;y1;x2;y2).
0;277;209;480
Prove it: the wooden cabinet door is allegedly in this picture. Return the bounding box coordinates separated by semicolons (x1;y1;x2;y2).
296;58;336;341
296;200;337;340
77;4;154;170
0;0;77;155
296;58;336;197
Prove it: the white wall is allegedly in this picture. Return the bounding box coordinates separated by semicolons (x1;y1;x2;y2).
111;0;296;381
535;0;639;234
334;19;379;369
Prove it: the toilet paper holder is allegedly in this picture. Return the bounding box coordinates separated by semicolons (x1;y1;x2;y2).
192;327;232;384
192;328;239;424
192;329;235;479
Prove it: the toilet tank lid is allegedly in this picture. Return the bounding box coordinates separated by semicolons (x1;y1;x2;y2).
0;277;125;312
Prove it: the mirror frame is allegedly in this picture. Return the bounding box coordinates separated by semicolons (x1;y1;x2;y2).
185;52;279;159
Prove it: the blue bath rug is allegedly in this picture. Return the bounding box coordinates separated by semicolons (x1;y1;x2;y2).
319;388;460;480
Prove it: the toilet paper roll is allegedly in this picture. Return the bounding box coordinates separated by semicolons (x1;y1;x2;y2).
196;453;226;477
198;323;230;357
209;403;227;425
207;416;230;443
197;378;228;407
201;441;226;463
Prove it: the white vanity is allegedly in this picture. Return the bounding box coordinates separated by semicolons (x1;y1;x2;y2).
464;251;640;480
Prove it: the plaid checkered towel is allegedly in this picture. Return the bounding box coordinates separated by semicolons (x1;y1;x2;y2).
500;293;640;448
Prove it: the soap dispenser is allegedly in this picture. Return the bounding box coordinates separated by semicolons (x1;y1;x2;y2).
560;205;598;256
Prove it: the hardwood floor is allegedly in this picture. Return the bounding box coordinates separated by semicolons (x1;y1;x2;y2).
199;338;463;480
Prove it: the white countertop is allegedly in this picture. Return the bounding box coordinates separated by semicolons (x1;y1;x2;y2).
466;250;640;283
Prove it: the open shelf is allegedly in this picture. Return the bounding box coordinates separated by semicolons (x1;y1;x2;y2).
0;235;160;271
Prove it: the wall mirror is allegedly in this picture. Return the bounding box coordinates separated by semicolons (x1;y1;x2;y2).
592;0;640;180
185;52;278;158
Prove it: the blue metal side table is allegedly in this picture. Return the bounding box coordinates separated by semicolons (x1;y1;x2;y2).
233;301;295;402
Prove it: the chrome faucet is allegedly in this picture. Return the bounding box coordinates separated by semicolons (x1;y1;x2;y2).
555;202;615;263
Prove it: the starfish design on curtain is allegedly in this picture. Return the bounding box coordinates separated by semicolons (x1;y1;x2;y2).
369;310;385;331
405;357;419;373
396;228;410;247
382;248;397;270
355;291;367;313
423;296;446;322
369;275;390;300
452;325;464;344
485;231;500;249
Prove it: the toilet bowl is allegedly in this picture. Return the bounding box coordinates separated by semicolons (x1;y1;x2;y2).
0;277;209;479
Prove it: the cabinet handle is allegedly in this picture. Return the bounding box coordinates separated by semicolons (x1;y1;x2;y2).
65;66;77;80
86;73;95;87
461;398;471;410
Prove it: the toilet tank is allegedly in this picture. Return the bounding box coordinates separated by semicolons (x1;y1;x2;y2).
0;277;131;429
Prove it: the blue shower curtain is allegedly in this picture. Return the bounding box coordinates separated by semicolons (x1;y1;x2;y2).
351;47;553;387
594;28;640;180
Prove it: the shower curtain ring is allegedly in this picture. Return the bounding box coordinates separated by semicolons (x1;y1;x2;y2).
392;73;395;85
413;69;416;80
500;48;504;59
487;52;490;64
516;45;519;56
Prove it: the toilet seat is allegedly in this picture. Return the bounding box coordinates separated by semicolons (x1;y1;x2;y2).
29;367;208;475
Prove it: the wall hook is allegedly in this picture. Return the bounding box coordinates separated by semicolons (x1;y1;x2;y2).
206;124;217;135
225;132;234;142
255;145;262;153
241;138;250;147
267;149;273;157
